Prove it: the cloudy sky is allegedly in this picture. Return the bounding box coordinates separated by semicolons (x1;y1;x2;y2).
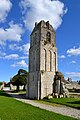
0;0;80;82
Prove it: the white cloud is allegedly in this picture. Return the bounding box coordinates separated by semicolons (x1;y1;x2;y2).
20;0;67;30
0;51;28;60
1;53;28;60
67;47;80;56
66;72;80;78
71;61;76;64
0;51;6;58
11;60;28;68
9;44;18;50
4;54;19;60
9;43;30;54
67;54;71;57
0;21;23;45
20;56;28;59
59;55;65;59
0;0;12;22
19;43;30;54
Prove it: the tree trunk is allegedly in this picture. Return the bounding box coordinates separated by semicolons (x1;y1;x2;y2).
16;84;19;92
23;85;26;91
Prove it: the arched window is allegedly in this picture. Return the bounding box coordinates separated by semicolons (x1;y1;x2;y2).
46;32;51;43
54;52;56;72
50;51;52;71
44;49;47;71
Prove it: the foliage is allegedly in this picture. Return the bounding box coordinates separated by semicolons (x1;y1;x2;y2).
78;80;80;84
11;69;28;91
54;71;65;81
0;91;78;120
43;98;80;110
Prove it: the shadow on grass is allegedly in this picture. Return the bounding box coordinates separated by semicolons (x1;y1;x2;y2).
43;99;80;110
9;93;27;99
0;90;27;100
67;101;80;110
67;101;80;104
0;91;11;97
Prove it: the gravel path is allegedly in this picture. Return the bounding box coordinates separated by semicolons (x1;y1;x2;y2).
8;92;80;120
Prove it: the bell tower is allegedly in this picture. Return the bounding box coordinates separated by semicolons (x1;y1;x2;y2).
27;20;58;99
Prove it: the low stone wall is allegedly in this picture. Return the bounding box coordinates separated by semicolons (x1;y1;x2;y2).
66;84;80;90
69;92;80;98
3;87;10;91
10;84;24;90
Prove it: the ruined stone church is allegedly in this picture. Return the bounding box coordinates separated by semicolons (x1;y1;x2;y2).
26;20;58;99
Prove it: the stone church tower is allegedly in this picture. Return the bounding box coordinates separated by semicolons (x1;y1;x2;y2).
27;20;58;99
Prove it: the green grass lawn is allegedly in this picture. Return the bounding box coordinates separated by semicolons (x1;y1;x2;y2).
43;98;80;109
0;91;78;120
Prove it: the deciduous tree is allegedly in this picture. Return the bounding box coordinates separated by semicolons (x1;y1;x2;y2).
11;69;28;91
